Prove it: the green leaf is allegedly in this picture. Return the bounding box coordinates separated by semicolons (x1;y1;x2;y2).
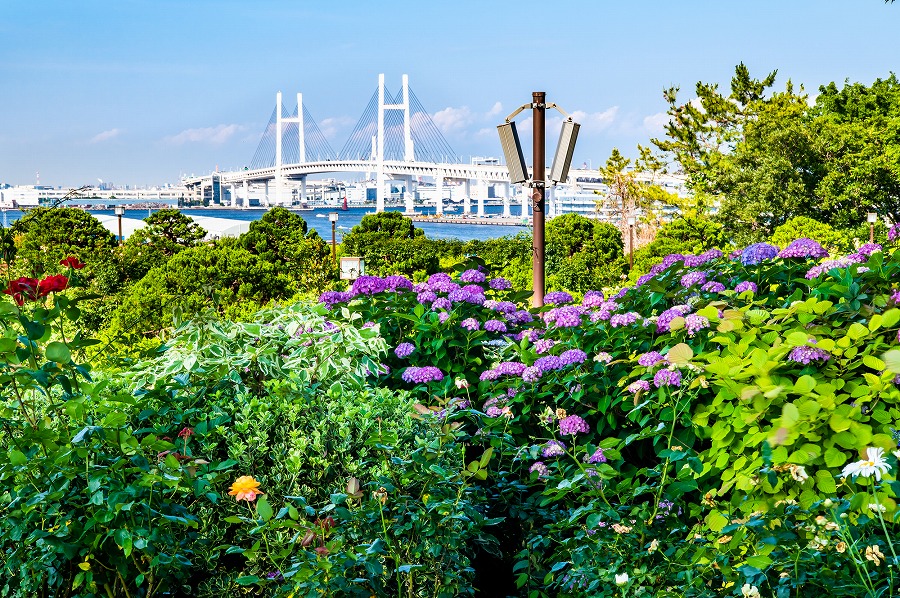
256;497;273;522
235;576;260;586
794;375;817;394
847;323;869;341
9;450;27;466
45;341;71;363
745;555;772;569
863;355;886;371
706;511;728;532
781;403;800;428
786;331;810;347
884;350;900;374
815;470;837;494
0;337;16;353
824;447;846;468
667;343;693;365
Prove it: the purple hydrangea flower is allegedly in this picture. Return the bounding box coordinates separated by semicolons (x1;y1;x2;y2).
559;415;590;436
461;318;480;331
544;291;574;305
394;342;415;358
461;284;485;296
522;366;542;383
857;243;882;257
779;238;829;259
489;300;517;314
534;339;556;354
448;288;471;303
614;287;631;300
702;281;726;293
417;290;437;304
486;405;504;417
534;355;564;372
432;297;452;311
479;369;501;381
582;291;605;307
653;369;682;388
685;314;710;336
489;277;512;290
680;271;707;289
559;349;587;365
627;380;651;394
460;269;487;283
788;345;831;365
740;243;779;265
542;440;567;458
529;461;549;477
656;305;691;333
888;223;899;242
635;273;655;288
484;319;508;333
649;253;686;275
585;448;607;464
496;361;527;376
438;312;450;323
351;275;387;296
891;289;900;304
735;281;757;293
638;351;667;367
610;312;640;328
552;306;584;328
319;291;350;309
805;254;867;279
384;275;413;291
508;310;534;324
401;366;444;384
427;272;455;292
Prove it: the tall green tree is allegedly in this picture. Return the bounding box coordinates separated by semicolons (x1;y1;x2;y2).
121;209;207;282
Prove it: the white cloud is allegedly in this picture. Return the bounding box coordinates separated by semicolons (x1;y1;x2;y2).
642;111;670;134
165;124;245;145
319;116;355;139
569;106;619;133
89;128;121;143
486;101;503;118
432;106;474;134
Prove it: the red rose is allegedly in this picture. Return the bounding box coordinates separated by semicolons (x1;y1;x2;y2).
60;256;85;270
3;277;40;305
37;274;69;297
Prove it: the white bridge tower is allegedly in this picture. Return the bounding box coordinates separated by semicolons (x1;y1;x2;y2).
376;73;415;212
275;91;306;206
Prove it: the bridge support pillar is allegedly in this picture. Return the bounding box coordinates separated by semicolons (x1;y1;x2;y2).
300;175;308;205
264;180;270;207
478;192;485;218
464;180;471;216
520;185;529;219
404;176;415;214
435;171;444;216
243;180;250;209
503;191;511;218
229;183;236;207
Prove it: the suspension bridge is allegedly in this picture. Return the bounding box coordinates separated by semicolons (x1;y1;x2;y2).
182;74;556;217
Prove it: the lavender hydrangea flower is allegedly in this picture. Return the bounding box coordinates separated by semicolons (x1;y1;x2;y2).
489;300;517;314
552;306;584;328
857;243;882;257
702;281;726;293
656;305;691;333
779;238;829;259
626;380;650;394
788;345;831;365
544;291;574;305
384;275;413;291
447;289;471;303
685;314;710;336
438;312;450;323
432;297;452;311
427;272;455;292
319;291;350;309
351;275;387;296
888;223;900;242
529;461;549;477
394;342;415;358
461;318;480;331
522;366;542;383
508;310;534;324
534;339;556;354
401;366;444;384
486;405;504;417
735;281;757;293
484;319;508;333
680;271;707;289
585;448;607;464
805;254;867;279
542;440;567;458
653;369;682;388
740;242;779;265
496;361;527;376
891;289;900;304
560;349;587;365
460;269;486;283
479;369;501;381
417;290;437;304
610;312;640;328
635;273;655;288
534;355;564;372
649;253;686;276
582;290;605;307
638;351;667;367
489;277;512;290
613;287;631;300
559;415;590;436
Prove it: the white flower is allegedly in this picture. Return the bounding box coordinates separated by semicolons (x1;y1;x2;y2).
790;465;809;483
741;584;761;598
868;503;887;513
841;447;891;481
614;572;629;586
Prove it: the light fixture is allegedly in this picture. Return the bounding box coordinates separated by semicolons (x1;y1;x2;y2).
549;120;581;184
627;216;636;226
867;212;878;223
329;212;339;223
496;122;528;184
114;205;125;216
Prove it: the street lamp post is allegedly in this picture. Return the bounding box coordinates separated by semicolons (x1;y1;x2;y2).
868;212;877;243
497;94;580;307
114;205;125;246
329;212;339;265
627;215;636;270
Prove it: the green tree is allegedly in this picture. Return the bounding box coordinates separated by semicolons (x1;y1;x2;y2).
770;216;851;254
10;207;117;276
546;214;626;291
239;207;333;293
631;217;728;277
121;209;207;282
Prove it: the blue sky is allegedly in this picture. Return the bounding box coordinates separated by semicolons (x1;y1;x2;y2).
1;0;898;187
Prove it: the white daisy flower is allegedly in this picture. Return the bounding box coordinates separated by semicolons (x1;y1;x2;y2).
842;447;891;481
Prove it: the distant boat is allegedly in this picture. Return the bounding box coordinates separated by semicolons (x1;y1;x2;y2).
342;196;348;211
315;213;327;218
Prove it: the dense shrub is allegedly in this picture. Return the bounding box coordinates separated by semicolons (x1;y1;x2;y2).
632;217;727;277
121;208;207;282
771;215;851;253
546;213;626;292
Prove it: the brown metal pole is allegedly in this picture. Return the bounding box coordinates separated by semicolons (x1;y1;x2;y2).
331;221;337;264
870;223;875;244
629;223;634;270
118;214;123;246
532;91;546;307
